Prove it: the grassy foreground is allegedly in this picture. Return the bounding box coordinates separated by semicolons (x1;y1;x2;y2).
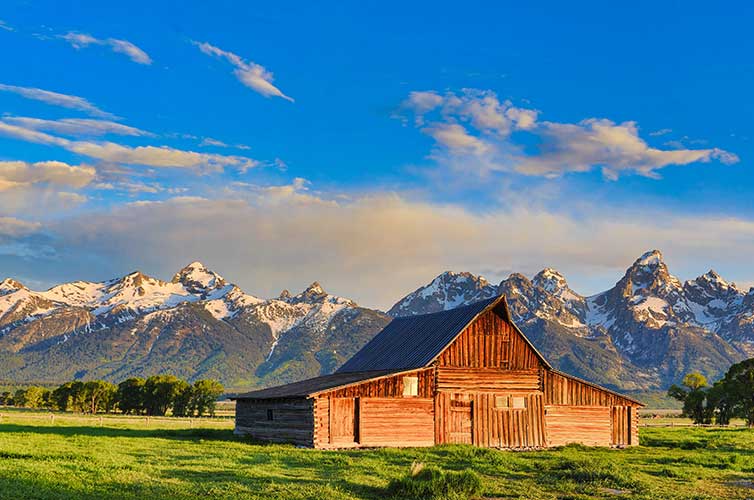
1;410;753;499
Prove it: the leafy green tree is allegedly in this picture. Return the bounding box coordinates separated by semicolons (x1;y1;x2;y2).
0;391;11;406
707;380;734;425
722;359;754;426
682;372;708;390
52;381;86;412
668;372;712;424
82;380;117;414
21;386;50;409
13;389;26;407
143;375;189;416
116;378;146;415
172;385;194;417
191;379;224;417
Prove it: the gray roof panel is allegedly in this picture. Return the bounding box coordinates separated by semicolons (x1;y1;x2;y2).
336;297;499;373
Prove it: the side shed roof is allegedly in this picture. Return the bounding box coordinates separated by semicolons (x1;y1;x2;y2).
233;370;399;399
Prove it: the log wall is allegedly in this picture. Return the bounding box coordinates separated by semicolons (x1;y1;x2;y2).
437;367;540;393
544;406;612;447
235;398;314;446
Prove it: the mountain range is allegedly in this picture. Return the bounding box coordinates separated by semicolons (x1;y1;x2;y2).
0;251;751;393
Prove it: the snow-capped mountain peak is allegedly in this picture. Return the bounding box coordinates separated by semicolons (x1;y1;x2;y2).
171;261;227;295
0;278;26;296
387;270;498;317
287;281;332;305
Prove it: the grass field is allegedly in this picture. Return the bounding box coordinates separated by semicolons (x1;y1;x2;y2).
1;409;753;499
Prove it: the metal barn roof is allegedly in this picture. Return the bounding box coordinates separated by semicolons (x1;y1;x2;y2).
336;296;503;373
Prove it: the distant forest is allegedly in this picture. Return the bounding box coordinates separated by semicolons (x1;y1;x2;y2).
0;375;224;417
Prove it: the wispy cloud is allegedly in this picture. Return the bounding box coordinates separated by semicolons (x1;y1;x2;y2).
0;120;258;171
200;137;228;147
2;116;152;137
0;217;41;237
650;128;672;137
399;89;737;180
0;83;115;118
61;32;152;65
0;160;96;191
193;41;294;102
199;136;251;150
0;20;13;32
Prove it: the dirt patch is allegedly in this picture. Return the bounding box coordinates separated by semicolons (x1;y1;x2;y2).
599;487;632;496
726;479;754;489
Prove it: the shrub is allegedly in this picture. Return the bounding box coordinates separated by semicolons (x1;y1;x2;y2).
548;457;640;490
386;464;483;500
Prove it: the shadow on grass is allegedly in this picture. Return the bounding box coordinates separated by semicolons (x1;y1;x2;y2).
0;423;238;442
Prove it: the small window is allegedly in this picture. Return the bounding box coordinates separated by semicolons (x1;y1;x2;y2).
494;396;509;409
266;409;274;421
511;396;526;409
403;376;418;397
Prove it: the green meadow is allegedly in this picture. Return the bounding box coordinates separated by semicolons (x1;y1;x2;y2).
0;409;752;500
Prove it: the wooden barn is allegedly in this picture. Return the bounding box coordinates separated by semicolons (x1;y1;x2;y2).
233;295;642;449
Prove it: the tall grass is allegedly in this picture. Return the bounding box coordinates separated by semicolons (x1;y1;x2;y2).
386;462;482;500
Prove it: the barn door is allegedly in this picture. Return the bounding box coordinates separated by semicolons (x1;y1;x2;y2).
449;399;473;444
330;398;359;445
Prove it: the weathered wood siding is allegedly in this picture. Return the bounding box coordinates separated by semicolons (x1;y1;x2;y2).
542;370;640;446
324;368;433;398
436;308;540;369
435;392;546;448
545;406;612;447
437;367;540;393
313;369;436;449
611;405;639;446
235;398;314;446
315;396;434;448
359;398;434;447
542;370;637;407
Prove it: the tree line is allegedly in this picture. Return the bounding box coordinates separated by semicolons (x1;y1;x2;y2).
0;375;224;417
669;359;754;426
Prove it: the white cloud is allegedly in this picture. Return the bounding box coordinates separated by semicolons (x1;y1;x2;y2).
38;187;754;309
2;116;152;137
423;123;491;155
61;32;152;65
0;83;114;118
650;128;672;137
517;119;739;179
0;160;96;191
0;20;13;32
0;120;258;171
400;89;737;179
194;41;293;102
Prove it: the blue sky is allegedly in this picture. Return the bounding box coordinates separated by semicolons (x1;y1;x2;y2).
1;1;753;308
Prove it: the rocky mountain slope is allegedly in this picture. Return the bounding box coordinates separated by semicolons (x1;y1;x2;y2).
389;250;750;390
1;251;751;392
0;262;389;389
